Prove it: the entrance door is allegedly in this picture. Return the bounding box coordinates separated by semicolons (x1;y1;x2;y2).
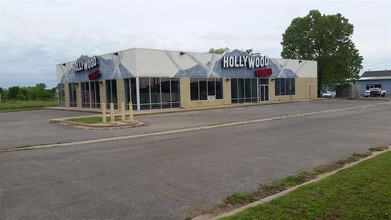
260;85;269;101
259;78;269;102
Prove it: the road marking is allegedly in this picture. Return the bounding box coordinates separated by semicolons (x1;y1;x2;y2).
1;102;390;153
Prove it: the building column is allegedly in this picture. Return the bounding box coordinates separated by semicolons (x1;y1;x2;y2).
179;77;190;109
76;82;82;109
223;78;232;105
99;80;106;109
268;79;276;101
136;77;140;111
116;79;125;107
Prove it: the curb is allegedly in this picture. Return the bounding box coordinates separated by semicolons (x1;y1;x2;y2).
45;99;310;116
57;120;145;130
193;146;391;220
48;100;391;128
44;98;391;116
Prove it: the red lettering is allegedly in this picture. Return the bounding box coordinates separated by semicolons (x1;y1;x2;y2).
255;68;272;77
88;70;101;80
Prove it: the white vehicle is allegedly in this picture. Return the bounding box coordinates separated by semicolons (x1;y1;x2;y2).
321;91;336;98
365;88;386;97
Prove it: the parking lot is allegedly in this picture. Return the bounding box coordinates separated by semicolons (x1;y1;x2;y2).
1;99;391;219
1;99;390;150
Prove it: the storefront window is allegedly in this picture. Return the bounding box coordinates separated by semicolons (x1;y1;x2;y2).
208;78;215;97
231;78;238;102
216;79;223;99
245;78;251;102
190;78;223;101
199;79;207;100
161;78;170;106
190;78;199;100
106;80;117;109
231;78;258;103
69;83;77;107
238;78;244;101
90;81;100;108
139;78;150;110
81;81;100;108
58;84;65;107
289;78;295;95
275;78;295;96
150;78;161;109
171;78;180;108
137;77;180;110
81;82;89;108
124;78;137;110
251;79;258;102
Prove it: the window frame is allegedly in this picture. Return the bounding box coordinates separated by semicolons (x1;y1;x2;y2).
190;78;223;101
275;78;295;96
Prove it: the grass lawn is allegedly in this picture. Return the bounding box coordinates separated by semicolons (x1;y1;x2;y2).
223;150;391;220
0;100;58;112
66;116;110;124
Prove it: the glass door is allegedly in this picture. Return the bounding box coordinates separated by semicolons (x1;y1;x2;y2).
259;79;269;102
260;85;269;101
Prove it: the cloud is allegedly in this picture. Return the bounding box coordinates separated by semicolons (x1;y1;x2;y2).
197;32;282;57
1;0;390;88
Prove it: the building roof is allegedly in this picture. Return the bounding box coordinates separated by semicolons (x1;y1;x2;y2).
56;48;318;83
359;76;391;81
361;70;391;77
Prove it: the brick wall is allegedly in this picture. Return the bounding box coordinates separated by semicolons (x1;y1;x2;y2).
269;78;317;102
76;82;82;109
99;80;106;106
116;79;125;105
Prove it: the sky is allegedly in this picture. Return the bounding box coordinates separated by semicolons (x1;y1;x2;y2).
0;0;390;89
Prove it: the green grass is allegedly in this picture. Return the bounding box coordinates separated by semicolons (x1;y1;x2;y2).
369;146;389;152
222;151;391;220
0;100;57;112
226;193;256;205
262;175;306;191
66;116;111;124
66;116;125;124
254;152;370;198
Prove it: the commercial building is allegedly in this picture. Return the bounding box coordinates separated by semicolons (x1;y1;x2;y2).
56;48;317;111
357;70;391;96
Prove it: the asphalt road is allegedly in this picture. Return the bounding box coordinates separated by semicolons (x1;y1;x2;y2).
1;99;391;219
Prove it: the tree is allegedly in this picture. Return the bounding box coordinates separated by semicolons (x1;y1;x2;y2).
0;87;3;102
245;49;253;55
8;86;21;100
281;10;363;94
2;83;55;101
208;47;229;54
36;83;46;91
